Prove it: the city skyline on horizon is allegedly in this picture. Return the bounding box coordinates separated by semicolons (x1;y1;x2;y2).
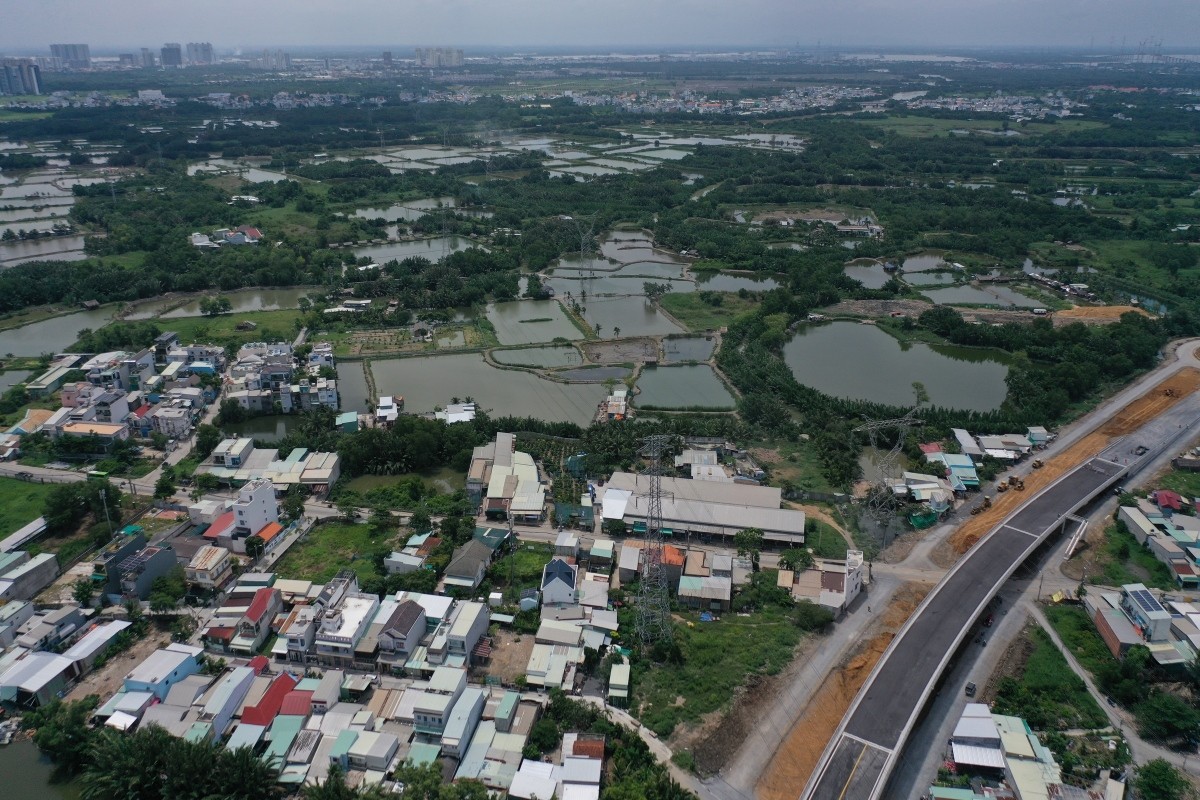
2;0;1198;53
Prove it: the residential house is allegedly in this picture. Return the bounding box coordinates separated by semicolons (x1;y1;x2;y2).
541;557;578;606
377;600;425;673
441;687;486;758
15;606;84;651
123;643;203;701
444;539;493;592
197;665;255;738
677;575;732;611
315;591;380;668
230;587;283;655
186;545;233;592
118;545;177;601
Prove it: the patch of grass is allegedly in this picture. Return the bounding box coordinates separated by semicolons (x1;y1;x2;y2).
1090;523;1176;591
1157;469;1200;500
1044;604;1121;679
0;476;56;536
807;522;850;560
345;467;465;495
157;309;303;349
633;603;804;737
993;627;1108;730
658;291;758;332
489;542;554;594
272;520;397;584
757;437;835;494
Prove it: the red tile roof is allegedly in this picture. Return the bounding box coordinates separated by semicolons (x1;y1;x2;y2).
248;655;269;675
257;521;284;544
240;673;298;726
662;546;685;566
572;737;606;759
203;625;235;642
133;404;152;419
1156;490;1183;511
204;511;236;540
245;587;279;624
919;442;943;454
279;690;313;717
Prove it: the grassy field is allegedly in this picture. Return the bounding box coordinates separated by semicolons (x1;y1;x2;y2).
858;115;1107;139
659;292;759;332
159;309;304;348
345;467;466;495
807;521;850;560
993;626;1108;730
1044;604;1120;679
1089;523;1176;590
1157;468;1200;499
0;110;53;122
272;520;398;584
633;598;804;737
0;477;56;536
754;437;835;494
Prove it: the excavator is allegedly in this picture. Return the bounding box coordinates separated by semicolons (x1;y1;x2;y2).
970;496;993;515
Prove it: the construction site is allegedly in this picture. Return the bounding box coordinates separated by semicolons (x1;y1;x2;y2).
745;350;1200;800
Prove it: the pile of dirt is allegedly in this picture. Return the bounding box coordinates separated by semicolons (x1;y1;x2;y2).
688;671;777;776
947;367;1200;557
754;582;930;800
1054;305;1151;325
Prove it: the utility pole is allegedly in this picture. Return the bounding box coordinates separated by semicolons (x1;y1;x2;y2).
100;489;113;536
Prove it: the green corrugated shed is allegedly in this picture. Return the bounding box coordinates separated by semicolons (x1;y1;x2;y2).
407;741;442;766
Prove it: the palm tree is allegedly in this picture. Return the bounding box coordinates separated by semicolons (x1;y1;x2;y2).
613;326;621;337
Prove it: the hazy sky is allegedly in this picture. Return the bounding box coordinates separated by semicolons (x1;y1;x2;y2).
3;0;1197;52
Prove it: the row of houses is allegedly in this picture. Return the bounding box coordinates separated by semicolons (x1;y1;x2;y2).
88;639;567;793
1116;492;1200;587
950;426;1052;463
1082;582;1199;670
225;341;339;415
196;437;341;493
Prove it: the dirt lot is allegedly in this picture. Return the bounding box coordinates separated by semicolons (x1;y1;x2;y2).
754;582;930;800
484;628;536;684
942;367;1200;560
821;298;1036;326
63;627;172;703
1054;305;1152;325
581;337;659;364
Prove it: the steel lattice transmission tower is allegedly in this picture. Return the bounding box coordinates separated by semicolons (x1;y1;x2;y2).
635;434;676;646
853;407;923;521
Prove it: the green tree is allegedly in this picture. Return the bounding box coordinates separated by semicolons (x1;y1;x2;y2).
779;548;813;571
218;397;248;425
73;577;95;607
21;696;100;776
370;505;394;535
281;491;306;522
409;509;432;532
195;423;221;458
1135;691;1200;745
245;535;265;561
734;527;765;571
154;471;177;500
1133;758;1195;800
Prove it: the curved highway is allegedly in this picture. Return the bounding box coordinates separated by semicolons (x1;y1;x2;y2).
801;340;1200;800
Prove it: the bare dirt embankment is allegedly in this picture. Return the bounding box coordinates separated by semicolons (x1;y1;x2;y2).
936;367;1200;565
754;582;930;800
1053;305;1151;325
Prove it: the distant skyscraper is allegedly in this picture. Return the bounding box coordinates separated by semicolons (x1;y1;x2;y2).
140;48;156;68
186;42;214;65
118;53;136;67
259;49;290;70
160;43;183;68
0;59;42;95
414;47;464;68
382;51;393;67
49;43;90;69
